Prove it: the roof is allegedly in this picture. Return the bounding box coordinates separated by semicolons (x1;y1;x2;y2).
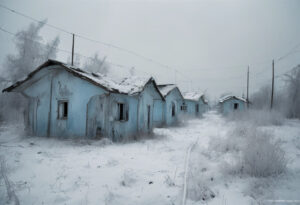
2;59;164;99
157;84;177;97
157;84;184;100
219;95;247;103
183;92;203;101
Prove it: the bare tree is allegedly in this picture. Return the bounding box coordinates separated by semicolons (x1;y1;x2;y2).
83;54;109;74
0;21;60;124
284;65;300;118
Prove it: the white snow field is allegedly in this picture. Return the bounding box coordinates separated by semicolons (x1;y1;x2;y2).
0;111;300;205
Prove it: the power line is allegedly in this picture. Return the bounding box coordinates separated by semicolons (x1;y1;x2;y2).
277;43;300;62
1;3;300;84
0;3;191;80
0;25;151;75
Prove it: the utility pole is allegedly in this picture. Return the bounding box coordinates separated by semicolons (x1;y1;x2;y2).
246;66;249;108
270;59;275;109
71;34;75;66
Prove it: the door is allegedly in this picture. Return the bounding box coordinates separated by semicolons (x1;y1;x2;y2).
86;95;106;139
147;105;151;131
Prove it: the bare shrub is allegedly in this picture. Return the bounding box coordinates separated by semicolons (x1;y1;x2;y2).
212;124;287;178
241;129;287;177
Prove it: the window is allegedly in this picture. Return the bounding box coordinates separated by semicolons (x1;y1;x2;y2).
234;103;239;110
58;100;68;119
196;104;199;113
117;103;128;121
172;102;176;117
181;104;187;111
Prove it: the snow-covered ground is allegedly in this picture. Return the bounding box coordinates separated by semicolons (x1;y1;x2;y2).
0;111;300;205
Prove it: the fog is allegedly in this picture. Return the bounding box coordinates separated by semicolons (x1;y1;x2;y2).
1;0;300;99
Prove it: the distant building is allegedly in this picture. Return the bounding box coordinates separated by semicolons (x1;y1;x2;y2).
183;92;209;117
3;60;164;141
155;84;184;127
218;95;247;115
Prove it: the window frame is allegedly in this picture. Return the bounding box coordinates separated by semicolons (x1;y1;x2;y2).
57;100;69;120
117;102;128;122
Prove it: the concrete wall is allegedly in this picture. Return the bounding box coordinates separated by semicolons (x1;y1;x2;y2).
153;99;164;127
164;88;183;126
184;98;208;118
138;82;162;133
21;65;162;140
219;98;246;115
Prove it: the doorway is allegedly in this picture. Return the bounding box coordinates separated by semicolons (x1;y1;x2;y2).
147;105;151;131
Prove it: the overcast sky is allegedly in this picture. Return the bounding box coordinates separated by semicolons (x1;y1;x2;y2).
1;0;300;99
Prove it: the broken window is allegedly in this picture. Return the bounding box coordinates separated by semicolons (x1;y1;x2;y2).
58;100;68;119
196;104;199;113
172;102;176;117
117;103;128;121
234;103;239;110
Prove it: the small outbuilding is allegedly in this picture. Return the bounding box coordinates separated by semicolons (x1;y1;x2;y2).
218;95;247;115
2;59;164;141
155;84;184;127
183;92;208;117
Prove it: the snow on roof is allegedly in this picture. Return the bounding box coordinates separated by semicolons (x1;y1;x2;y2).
219;95;247;103
59;62;154;95
157;84;177;97
118;76;153;95
2;59;154;96
183;92;203;101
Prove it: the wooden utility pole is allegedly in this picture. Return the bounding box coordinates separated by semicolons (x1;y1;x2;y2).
246;66;249;108
270;59;275;109
71;34;75;66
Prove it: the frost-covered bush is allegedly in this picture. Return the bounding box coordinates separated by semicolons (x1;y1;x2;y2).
228;109;284;126
212;124;287;178
241;129;287;177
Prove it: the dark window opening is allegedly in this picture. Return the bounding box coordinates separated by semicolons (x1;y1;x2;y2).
234;103;239;110
147;105;151;130
196;104;199;113
58;101;68;119
172;103;176;117
181;105;187;111
118;103;125;121
63;102;68;117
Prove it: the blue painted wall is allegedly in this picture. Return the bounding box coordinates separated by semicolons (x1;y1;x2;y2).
153;99;164;127
219;98;246;115
137;82;162;133
20;65;162;140
163;88;183;126
183;98;208;118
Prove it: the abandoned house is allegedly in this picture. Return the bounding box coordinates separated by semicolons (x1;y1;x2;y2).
156;84;184;127
2;59;164;141
218;95;247;115
183;92;209;117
